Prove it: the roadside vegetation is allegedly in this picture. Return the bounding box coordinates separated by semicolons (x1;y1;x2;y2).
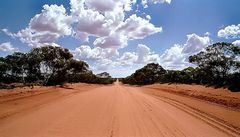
0;46;115;88
122;42;240;92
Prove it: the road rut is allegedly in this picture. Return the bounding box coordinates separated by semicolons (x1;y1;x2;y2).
0;82;239;137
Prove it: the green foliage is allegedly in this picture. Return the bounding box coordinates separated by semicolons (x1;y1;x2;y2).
122;63;166;85
67;71;115;84
189;42;240;85
1;52;27;83
227;73;240;92
0;45;115;87
31;46;74;85
96;72;111;78
1;42;239;91
123;42;240;92
122;66;197;85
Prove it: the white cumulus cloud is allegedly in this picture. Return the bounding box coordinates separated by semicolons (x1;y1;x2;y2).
118;44;160;66
218;24;240;39
182;33;211;54
3;0;163;50
0;42;18;53
73;45;119;71
3;4;72;47
94;33;128;49
85;0;117;12
142;0;171;8
1;29;15;38
232;40;240;46
1;0;170;77
116;14;162;40
73;45;119;61
92;14;162;49
160;33;211;70
75;9;112;39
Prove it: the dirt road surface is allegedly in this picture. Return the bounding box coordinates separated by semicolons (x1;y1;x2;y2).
0;82;240;137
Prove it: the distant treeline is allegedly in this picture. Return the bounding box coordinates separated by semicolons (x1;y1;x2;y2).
0;46;115;88
122;42;240;92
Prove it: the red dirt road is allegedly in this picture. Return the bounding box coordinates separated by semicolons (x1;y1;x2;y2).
0;82;239;137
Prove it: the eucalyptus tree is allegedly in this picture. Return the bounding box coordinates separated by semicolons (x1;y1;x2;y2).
30;46;73;85
123;63;166;85
189;42;240;85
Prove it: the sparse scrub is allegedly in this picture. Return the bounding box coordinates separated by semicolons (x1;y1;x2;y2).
122;43;240;92
0;45;115;88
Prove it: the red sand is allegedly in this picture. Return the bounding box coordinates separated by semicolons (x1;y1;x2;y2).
0;82;239;137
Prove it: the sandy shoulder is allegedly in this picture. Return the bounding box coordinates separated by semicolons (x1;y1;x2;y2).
0;83;100;119
142;83;240;129
144;83;240;109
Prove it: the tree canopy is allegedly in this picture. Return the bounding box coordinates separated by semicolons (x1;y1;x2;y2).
1;42;239;91
0;45;115;87
189;42;240;85
122;63;166;85
122;43;240;92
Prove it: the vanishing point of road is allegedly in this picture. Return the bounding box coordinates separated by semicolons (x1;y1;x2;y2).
0;82;239;137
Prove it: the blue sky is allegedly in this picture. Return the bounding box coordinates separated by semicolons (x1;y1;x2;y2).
1;0;240;77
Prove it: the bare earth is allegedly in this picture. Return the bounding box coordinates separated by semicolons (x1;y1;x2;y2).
0;82;240;137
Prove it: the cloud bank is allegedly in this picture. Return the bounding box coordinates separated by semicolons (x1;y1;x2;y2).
0;42;18;53
218;24;240;39
1;0;221;77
